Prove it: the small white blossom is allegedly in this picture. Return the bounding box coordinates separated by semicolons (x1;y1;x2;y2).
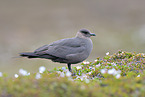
35;73;41;79
108;68;116;75
19;69;29;76
14;74;19;78
92;67;95;70
89;67;95;71
39;66;46;73
88;67;95;70
96;63;101;68
82;74;87;78
0;72;3;77
56;71;61;74
80;77;84;81
113;70;121;75
78;72;81;75
106;52;109;55
111;62;117;66
116;74;121;79
88;71;92;75
101;69;107;74
61;67;67;71
79;74;88;81
94;59;98;62
60;72;65;77
66;71;72;77
83;61;90;64
108;68;121;75
114;70;121;75
89;67;92;69
76;66;82;70
137;75;140;77
76;76;80;79
27;72;30;75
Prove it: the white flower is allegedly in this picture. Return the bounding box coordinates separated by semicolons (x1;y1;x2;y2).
108;68;121;75
56;71;61;74
108;68;116;75
35;73;41;79
107;68;121;79
89;67;92;70
0;72;3;77
27;72;30;75
92;67;95;70
116;74;121;79
76;76;80;79
83;61;90;64
78;74;88;81
82;74;87;78
19;69;29;76
39;66;46;73
76;66;82;70
94;59;98;62
61;67;67;71
96;63;101;68
100;69;107;74
80;77;84;81
89;67;95;70
14;74;19;78
114;70;121;75
106;52;109;55
78;72;81;75
66;71;72;77
60;72;65;77
88;71;92;75
137;75;140;77
111;62;117;66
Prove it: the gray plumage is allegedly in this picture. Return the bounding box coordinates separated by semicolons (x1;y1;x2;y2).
20;29;96;71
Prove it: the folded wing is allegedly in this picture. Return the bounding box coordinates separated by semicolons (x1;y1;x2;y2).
34;38;85;59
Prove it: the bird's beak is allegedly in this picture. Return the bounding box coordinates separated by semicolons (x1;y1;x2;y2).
90;33;96;36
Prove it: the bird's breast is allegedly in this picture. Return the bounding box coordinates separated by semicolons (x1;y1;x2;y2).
74;39;93;63
65;38;93;64
83;38;93;55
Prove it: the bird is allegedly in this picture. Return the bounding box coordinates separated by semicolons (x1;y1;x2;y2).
20;29;96;72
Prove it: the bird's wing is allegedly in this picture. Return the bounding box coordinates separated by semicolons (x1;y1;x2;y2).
34;38;85;59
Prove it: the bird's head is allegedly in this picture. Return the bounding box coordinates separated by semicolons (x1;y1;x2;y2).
76;29;96;38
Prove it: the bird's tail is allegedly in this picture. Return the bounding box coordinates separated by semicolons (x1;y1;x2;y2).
19;52;38;58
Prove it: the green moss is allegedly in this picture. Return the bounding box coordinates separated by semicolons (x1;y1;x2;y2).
0;50;145;96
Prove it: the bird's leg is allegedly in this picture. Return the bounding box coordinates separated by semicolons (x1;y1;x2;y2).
67;63;76;76
67;63;72;72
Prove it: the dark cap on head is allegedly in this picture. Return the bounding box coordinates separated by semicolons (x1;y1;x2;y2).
79;29;96;37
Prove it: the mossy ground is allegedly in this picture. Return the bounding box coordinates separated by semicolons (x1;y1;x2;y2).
0;50;145;97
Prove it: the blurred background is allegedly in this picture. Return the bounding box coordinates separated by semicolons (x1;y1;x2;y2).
0;0;145;76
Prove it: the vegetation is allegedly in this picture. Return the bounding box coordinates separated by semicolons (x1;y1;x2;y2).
0;50;145;97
